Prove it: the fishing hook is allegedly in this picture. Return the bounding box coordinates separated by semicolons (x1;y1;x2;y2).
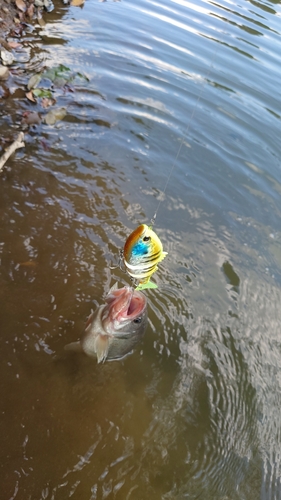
109;249;125;271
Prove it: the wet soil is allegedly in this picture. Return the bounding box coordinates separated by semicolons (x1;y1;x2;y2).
0;0;18;37
0;0;61;161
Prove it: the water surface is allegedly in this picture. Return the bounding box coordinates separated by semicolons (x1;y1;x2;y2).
1;0;281;498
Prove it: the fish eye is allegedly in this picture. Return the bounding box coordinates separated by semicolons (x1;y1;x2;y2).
143;236;151;242
133;317;142;324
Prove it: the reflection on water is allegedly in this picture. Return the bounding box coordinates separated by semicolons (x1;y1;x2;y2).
1;0;281;498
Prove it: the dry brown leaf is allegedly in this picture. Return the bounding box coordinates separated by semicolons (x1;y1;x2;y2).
22;111;41;125
27;3;34;17
15;0;27;12
0;37;12;50
0;66;9;80
71;0;85;6
26;91;36;102
41;97;55;108
7;41;21;49
37;16;46;27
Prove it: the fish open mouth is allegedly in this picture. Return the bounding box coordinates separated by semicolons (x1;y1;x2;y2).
105;286;147;322
127;291;146;318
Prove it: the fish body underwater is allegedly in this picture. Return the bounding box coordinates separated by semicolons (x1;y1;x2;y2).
123;224;167;289
65;285;147;363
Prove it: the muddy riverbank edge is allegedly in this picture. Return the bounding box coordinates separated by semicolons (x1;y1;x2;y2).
0;0;72;165
0;0;19;37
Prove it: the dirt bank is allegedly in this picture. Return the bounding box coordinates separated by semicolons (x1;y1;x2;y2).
0;0;19;37
1;0;56;56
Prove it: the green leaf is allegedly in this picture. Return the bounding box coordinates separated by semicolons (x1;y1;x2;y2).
42;65;89;88
57;64;71;73
43;65;70;82
76;72;90;82
43;68;56;81
53;76;68;87
32;88;53;98
27;73;42;90
44;107;67;125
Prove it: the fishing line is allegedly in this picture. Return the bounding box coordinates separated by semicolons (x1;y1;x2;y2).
119;30;227;289
150;36;223;227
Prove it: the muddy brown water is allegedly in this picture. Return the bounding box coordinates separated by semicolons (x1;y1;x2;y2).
1;0;281;498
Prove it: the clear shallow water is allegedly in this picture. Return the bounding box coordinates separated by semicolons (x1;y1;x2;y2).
1;0;281;498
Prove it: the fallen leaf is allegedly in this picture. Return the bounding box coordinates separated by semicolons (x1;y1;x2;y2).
63;84;75;93
22;111;41;125
15;0;27;11
27;3;34;17
44;107;67;125
53;76;67;87
33;88;52;98
0;65;9;80
26;90;36;102
37;14;46;28
27;73;42;90
7;41;21;49
77;72;90;82
0;37;11;51
43;65;71;83
58;64;71;72
71;0;85;5
41;97;56;108
40;139;50;151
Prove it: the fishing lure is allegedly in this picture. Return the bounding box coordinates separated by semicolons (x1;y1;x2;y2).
123;224;167;290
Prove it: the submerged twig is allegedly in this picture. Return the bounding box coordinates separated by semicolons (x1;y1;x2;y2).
0;132;25;172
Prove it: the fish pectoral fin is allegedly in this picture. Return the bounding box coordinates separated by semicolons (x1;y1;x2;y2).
84;311;95;332
64;341;83;352
109;282;118;293
94;333;111;363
